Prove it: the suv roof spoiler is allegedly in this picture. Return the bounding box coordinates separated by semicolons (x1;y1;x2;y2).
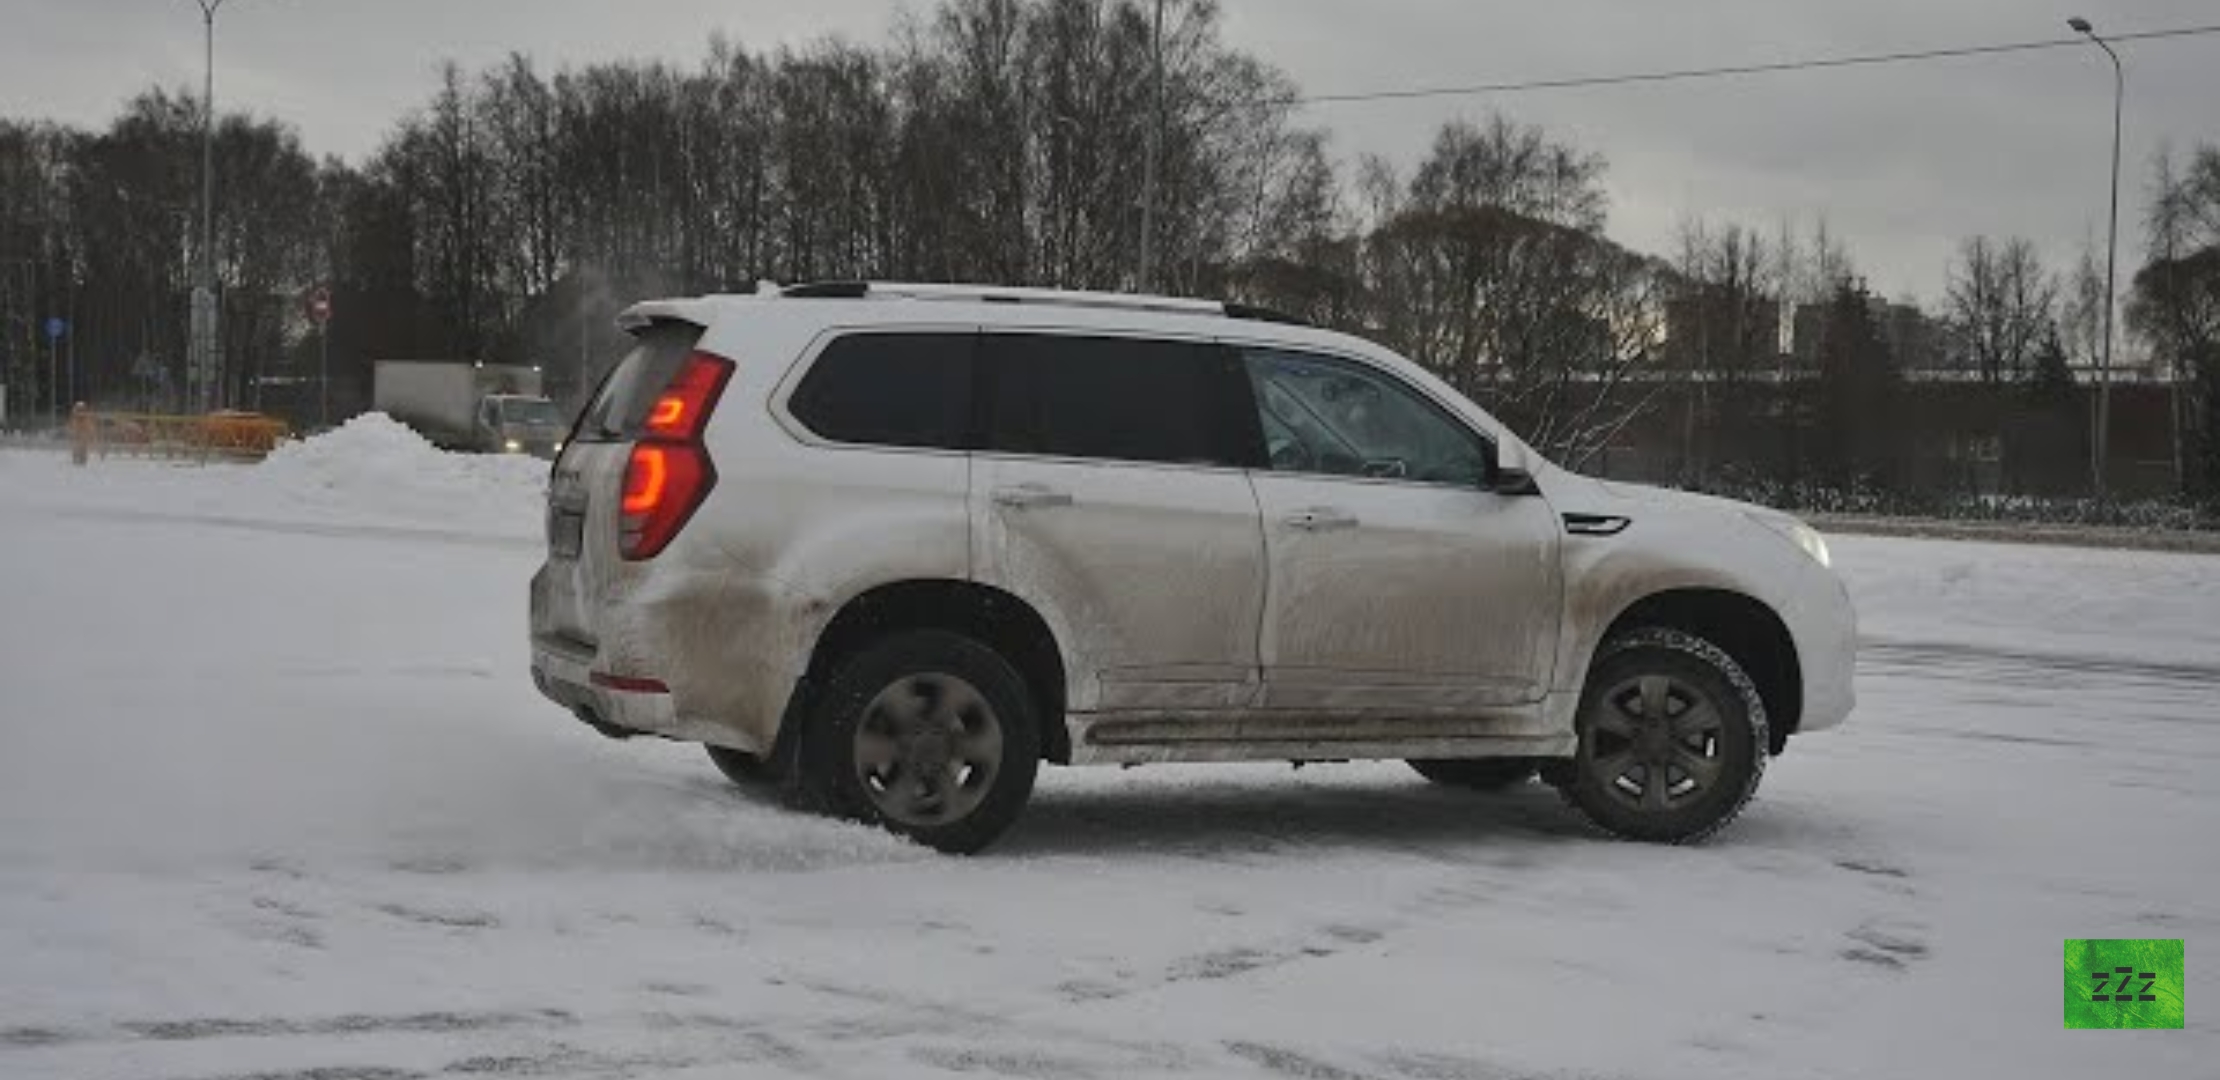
615;299;719;332
775;280;1312;328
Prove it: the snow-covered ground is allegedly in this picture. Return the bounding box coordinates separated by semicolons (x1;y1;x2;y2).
3;425;2215;1079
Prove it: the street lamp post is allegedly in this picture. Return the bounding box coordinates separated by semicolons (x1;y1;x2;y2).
191;0;229;414
2068;16;2123;500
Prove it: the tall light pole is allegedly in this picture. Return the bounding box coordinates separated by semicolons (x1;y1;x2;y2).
1138;0;1164;293
192;0;229;413
2069;16;2122;500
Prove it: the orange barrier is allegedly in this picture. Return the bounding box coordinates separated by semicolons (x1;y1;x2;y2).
69;405;292;465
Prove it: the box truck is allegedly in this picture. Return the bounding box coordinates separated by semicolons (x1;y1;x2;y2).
372;361;566;457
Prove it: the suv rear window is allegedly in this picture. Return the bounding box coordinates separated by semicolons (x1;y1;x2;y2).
983;334;1245;467
790;333;978;450
573;321;705;444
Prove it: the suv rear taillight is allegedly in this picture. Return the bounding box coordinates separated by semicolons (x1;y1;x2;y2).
620;350;734;560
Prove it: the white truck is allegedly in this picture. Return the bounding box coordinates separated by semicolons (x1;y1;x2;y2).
372;361;567;457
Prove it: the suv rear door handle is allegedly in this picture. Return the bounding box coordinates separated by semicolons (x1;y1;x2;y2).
992;484;1075;510
1283;508;1358;532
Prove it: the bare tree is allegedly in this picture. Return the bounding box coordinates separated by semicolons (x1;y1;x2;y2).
1665;219;1781;480
0;92;326;417
1351;115;1662;467
1945;235;2057;383
1670;219;1778;378
2131;144;2220;496
2060;239;2106;374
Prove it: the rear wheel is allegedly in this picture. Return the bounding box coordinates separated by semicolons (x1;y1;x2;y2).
1407;758;1538;791
798;630;1040;855
1559;627;1767;844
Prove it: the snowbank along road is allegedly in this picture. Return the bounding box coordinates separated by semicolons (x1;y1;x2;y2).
2;423;2215;1079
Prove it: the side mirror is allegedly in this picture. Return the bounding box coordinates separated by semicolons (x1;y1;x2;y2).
1482;439;1541;497
1491;466;1542;497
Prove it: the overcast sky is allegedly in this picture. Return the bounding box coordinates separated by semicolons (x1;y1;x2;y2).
3;0;2216;301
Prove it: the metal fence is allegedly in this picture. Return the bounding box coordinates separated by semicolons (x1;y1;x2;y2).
67;406;290;465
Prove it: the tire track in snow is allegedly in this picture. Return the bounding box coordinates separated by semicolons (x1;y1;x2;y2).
1861;637;2220;699
45;505;538;552
0;1010;576;1051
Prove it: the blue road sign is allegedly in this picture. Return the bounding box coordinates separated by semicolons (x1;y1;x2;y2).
44;316;67;342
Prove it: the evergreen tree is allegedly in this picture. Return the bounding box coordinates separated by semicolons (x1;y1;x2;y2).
2029;327;2076;404
1811;280;1900;491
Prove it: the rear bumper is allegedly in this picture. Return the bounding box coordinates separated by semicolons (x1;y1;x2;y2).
530;634;676;733
530;634;762;750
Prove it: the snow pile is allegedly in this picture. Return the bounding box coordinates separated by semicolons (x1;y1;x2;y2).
255;413;548;534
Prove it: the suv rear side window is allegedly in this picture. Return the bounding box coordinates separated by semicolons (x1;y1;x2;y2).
790;333;978;450
983;334;1248;467
574;321;705;444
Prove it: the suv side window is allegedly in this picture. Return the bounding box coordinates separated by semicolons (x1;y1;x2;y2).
1243;348;1491;486
983;334;1248;467
790;332;978;450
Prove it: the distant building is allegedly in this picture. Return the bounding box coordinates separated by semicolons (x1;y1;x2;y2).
1790;304;1826;370
1875;300;1945;373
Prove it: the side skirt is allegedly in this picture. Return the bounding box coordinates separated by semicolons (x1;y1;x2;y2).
1064;707;1577;766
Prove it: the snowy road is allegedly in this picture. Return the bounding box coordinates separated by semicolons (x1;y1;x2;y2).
3;435;2216;1079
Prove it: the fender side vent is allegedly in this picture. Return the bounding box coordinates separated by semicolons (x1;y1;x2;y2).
1563;513;1632;537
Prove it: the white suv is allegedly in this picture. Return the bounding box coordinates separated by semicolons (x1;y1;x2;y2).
530;283;1855;853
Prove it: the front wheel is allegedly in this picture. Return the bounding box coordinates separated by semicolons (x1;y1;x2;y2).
797;630;1040;855
1559;627;1768;844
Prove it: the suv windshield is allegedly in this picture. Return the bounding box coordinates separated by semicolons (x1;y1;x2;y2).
499;399;565;427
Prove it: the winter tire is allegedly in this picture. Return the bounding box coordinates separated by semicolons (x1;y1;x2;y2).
798;629;1040;855
1560;627;1768;844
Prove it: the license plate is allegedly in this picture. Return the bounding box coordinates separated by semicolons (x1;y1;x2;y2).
549;509;584;559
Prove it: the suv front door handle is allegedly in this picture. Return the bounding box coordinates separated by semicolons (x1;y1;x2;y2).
1283;508;1358;532
992;484;1075;511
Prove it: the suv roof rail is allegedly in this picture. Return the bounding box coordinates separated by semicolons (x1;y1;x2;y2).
780;281;871;300
775;280;1312;327
1222;302;1313;328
